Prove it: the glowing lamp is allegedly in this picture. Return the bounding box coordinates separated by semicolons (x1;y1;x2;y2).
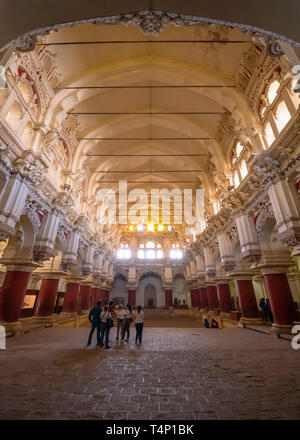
147;223;154;232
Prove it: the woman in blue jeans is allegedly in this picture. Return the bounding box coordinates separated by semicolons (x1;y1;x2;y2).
135;305;144;344
99;305;113;348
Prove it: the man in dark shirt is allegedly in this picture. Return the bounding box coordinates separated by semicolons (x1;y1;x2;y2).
87;301;102;346
259;298;267;321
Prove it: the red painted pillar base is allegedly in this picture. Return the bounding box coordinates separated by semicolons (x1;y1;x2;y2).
207;285;219;310
217;283;232;314
90;287;96;306
34;278;59;318
79;285;91;313
0;270;32;323
236;278;261;324
98;289;105;302
128;289;136;307
62;282;80;315
165;289;173;307
199;287;208;309
264;272;296;328
191;289;199;307
104;289;110;304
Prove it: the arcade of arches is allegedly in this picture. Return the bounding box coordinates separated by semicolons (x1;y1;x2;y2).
0;9;300;420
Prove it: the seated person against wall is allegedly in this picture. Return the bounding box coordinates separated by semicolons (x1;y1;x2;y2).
204;318;210;328
210;319;219;328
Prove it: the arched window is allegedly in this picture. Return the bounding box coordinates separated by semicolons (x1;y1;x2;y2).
6;101;22;126
157;250;163;259
265;122;275;147
21;121;33;145
139;243;145;248
18;82;32;104
137;249;145;259
146;249;155;259
275;100;291;132
234;171;240;188
236;142;243;158
117;248;131;259
146;241;155;248
240;160;248;180
170;249;183;259
267;80;280;104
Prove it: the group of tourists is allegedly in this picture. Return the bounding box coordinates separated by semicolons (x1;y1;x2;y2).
87;301;144;348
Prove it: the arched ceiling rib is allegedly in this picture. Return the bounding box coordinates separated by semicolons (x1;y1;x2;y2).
37;21;269;240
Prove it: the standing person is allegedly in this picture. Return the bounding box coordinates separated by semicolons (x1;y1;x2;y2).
99;305;113;348
266;299;274;323
135;305;144;344
108;301;115;314
121;304;132;342
116;304;125;341
87;300;102;346
259;298;267;321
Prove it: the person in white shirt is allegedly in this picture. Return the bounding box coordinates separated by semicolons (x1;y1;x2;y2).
99;305;113;348
116;304;125;341
121;304;132;342
134;305;144;344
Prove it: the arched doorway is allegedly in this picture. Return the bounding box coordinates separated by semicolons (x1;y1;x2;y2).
136;273;164;308
144;283;157;308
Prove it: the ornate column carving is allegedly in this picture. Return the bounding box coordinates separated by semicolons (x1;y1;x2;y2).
33;210;60;263
62;229;80;271
268;179;300;255
195;254;205;280
235;214;261;262
203;247;216;277
82;245;95;277
0;174;29;240
217;233;235;272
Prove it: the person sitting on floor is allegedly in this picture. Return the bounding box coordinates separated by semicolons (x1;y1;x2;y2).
204;318;210;328
210;319;219;328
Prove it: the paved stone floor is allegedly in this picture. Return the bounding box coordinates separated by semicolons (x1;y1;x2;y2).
0;324;299;420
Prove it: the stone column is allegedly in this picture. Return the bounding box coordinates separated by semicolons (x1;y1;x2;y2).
103;289;110;304
217;233;235;272
206;284;219;311
217;282;232;316
0;174;29;239
33;210;60;262
235;276;262;326
128;289;136;307
235;214;261;261
268;179;300;256
165;289;173;307
190;288;199;308
61;279;81;317
33;275;60;322
261;268;297;334
0;262;38;334
203;247;216;277
91;287;98;306
196;255;206;280
199;286;208;309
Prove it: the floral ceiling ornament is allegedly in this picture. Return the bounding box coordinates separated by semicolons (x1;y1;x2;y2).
8;9;299;54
